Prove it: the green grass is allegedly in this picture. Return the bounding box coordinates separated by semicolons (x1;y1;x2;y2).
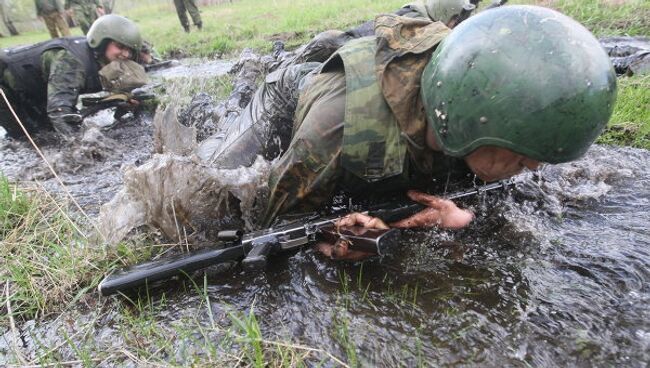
2;0;646;147
598;75;650;148
0;179;160;323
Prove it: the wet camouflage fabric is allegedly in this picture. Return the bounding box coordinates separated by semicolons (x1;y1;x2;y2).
173;0;202;30
337;37;406;182
197;62;320;168
262;70;347;226
65;0;101;34
0;48;88;136
262;15;454;224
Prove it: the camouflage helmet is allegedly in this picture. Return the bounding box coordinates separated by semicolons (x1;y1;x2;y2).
87;15;142;55
421;5;617;164
424;0;475;25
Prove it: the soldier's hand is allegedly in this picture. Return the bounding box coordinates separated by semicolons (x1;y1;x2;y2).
314;213;388;261
390;190;474;229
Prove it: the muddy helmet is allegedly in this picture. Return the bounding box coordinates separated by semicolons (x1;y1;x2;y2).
87;15;142;55
421;5;617;164
425;0;475;25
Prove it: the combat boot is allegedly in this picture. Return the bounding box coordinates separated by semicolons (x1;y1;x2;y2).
183;25;190;33
196;22;203;30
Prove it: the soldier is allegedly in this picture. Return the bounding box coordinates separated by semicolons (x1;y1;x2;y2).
173;0;202;33
65;0;104;35
35;0;71;39
197;5;615;259
0;14;145;138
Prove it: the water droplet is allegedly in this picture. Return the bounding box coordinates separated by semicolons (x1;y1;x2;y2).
480;116;488;124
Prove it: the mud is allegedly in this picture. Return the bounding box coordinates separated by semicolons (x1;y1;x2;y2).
1;38;650;366
0;59;233;215
2;145;649;367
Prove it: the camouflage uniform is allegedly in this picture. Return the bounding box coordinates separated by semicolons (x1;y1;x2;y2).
173;0;202;32
262;15;459;225
0;37;103;137
36;0;71;38
64;0;102;34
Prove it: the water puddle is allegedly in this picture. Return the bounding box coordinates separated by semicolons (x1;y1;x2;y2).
1;44;649;365
1;145;649;366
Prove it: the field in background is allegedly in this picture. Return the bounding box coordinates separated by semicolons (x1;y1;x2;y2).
0;0;647;148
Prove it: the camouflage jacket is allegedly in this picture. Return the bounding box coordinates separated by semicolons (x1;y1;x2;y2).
263;15;460;225
35;0;64;16
64;0;101;10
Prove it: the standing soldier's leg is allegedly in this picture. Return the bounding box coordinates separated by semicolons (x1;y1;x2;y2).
184;0;202;30
71;6;89;34
43;13;60;38
54;13;71;37
173;0;190;32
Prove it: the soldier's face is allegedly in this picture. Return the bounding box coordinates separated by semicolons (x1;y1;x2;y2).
104;41;133;62
464;146;541;182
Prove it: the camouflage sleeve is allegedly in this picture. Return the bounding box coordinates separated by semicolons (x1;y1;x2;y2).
262;71;347;226
42;49;86;116
64;0;70;10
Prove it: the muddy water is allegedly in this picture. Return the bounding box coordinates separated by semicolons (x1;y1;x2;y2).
2;56;650;365
175;145;650;366
2;145;649;366
0;59;233;215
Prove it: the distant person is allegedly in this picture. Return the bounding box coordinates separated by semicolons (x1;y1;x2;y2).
0;0;19;36
35;0;71;39
64;0;104;35
0;15;148;138
173;0;202;33
102;0;113;14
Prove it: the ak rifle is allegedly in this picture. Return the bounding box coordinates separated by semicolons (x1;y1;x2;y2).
98;177;519;296
80;88;156;119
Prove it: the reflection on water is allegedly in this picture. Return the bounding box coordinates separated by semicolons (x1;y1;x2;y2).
2;145;649;366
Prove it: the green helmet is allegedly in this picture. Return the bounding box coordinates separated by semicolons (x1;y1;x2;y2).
421;5;617;164
424;0;475;25
87;14;142;55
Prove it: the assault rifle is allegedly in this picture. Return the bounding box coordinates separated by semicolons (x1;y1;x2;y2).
80;88;156;119
98;178;520;296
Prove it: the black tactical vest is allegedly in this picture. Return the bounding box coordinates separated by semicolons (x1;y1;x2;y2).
0;36;102;102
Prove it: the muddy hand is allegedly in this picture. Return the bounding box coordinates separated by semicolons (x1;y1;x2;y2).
390;190;474;229
314;213;388;261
